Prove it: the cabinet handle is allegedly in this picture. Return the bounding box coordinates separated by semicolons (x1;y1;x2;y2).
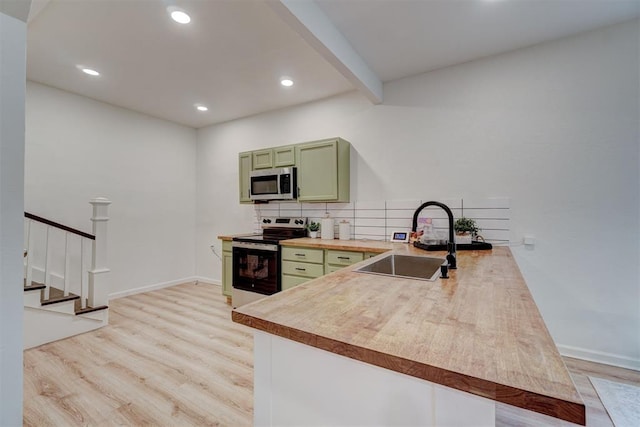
337;256;350;260
295;267;306;271
295;253;306;257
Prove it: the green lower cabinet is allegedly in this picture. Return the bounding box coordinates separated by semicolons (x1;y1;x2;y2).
325;264;344;274
280;246;324;291
326;250;364;267
325;249;364;273
282;260;324;279
282;274;311;291
221;241;233;297
280;246;384;290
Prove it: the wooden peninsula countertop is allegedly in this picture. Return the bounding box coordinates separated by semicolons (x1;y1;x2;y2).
232;242;585;425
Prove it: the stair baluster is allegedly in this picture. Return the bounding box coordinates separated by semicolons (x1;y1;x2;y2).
63;233;70;297
80;239;87;309
25;218;33;287
43;226;50;300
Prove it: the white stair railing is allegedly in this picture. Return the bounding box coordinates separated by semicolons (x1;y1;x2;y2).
23;197;111;309
88;197;111;307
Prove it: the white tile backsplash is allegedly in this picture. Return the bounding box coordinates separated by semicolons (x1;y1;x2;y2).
385;199;421;210
355;200;386;210
254;197;510;245
354;217;385;228
459;208;510;220
385;218;413;228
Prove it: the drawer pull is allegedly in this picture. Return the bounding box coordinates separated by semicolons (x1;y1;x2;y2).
295;253;306;257
337;256;350;260
295;267;306;271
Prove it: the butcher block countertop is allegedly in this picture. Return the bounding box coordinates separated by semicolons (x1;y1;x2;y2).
232;243;586;425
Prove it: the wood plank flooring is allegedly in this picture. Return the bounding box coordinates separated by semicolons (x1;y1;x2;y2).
24;282;640;426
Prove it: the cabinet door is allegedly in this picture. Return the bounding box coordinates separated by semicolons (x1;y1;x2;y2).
281;260;325;279
282;274;310;291
326;250;364;267
274;145;295;167
325;264;344;274
282;246;324;264
239;152;252;203
252;149;274;169
222;251;233;297
296;140;338;201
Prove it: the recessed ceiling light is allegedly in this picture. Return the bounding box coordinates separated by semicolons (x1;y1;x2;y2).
195;104;208;112
168;7;191;24
80;67;100;76
280;78;294;87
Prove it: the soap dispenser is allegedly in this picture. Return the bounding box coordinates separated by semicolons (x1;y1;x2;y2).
420;218;439;245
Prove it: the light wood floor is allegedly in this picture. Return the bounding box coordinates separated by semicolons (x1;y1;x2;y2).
24;282;640;426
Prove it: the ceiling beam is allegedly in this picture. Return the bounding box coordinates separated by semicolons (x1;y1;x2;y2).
268;0;383;104
0;0;32;22
27;0;50;24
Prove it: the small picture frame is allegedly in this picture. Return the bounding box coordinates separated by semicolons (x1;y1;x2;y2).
390;230;410;243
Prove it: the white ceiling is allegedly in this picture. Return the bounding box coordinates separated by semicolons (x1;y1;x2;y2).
26;0;640;129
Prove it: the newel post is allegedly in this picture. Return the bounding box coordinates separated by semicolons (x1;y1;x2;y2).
88;197;111;307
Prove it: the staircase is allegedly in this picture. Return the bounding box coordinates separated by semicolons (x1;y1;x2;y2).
23;198;112;349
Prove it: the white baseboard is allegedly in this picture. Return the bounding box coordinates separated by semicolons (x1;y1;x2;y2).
109;276;221;300
557;344;640;372
192;276;221;286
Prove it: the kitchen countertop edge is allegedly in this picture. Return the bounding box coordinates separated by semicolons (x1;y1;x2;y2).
228;238;586;425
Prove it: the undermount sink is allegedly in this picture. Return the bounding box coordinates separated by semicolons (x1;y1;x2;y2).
355;254;445;281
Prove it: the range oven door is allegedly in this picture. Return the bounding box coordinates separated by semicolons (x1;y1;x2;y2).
232;241;280;295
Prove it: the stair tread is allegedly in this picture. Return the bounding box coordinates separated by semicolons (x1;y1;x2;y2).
75;304;109;315
25;282;109;315
40;286;80;305
24;280;46;291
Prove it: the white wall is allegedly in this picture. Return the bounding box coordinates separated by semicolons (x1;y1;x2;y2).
0;11;26;426
196;20;640;368
25;82;198;297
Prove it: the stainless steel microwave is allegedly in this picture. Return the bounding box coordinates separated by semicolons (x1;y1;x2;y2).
250;167;297;201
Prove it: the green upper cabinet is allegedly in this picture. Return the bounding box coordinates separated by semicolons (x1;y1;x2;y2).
274;145;296;167
296;138;350;202
252;149;274;169
238;138;350;204
239;151;252;203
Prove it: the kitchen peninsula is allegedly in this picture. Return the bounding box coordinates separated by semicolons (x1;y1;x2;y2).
232;243;586;426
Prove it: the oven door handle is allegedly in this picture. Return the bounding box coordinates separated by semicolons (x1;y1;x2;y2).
232;241;278;252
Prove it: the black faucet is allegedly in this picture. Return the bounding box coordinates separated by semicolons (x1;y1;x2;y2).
411;201;457;269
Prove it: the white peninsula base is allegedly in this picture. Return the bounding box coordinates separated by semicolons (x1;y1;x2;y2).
253;331;496;426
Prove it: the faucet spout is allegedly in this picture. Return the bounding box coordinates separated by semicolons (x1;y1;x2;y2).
412;201;457;269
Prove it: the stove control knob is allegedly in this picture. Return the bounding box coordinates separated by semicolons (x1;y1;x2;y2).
266;219;272;223
262;218;268;223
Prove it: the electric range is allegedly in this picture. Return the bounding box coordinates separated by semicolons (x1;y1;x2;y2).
231;217;307;307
